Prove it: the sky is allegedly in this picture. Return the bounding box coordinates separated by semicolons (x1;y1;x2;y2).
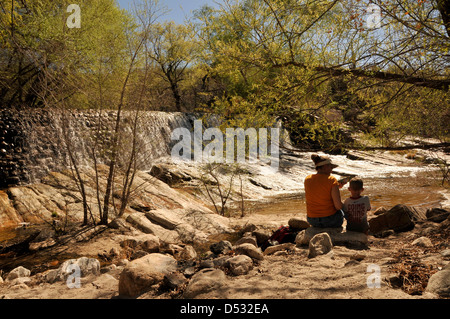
116;0;219;24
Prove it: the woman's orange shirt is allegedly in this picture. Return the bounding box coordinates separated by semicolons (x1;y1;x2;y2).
304;174;339;218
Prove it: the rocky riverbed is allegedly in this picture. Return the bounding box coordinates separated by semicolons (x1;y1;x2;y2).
0;148;449;299
0;210;449;300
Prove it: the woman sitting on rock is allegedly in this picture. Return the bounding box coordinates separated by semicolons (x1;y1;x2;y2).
304;154;346;228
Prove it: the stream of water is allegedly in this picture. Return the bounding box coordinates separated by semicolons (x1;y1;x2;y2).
233;169;449;220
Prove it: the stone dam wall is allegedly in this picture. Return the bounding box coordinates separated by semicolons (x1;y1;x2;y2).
0;108;205;189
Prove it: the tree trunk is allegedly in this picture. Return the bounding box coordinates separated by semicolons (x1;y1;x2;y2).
170;81;182;112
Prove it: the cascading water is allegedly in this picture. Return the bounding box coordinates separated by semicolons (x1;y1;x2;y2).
0;108;213;188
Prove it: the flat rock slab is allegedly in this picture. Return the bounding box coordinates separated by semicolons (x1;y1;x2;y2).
119;253;178;297
126;212;180;243
295;227;368;248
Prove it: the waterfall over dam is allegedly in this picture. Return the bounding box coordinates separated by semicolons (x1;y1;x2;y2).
0;108;211;189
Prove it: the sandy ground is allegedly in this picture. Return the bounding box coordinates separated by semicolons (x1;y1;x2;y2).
0;213;447;300
0;241;411;299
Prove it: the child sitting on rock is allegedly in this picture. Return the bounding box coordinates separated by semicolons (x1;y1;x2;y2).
343;178;371;234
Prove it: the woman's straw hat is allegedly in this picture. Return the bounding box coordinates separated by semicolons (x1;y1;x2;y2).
311;154;338;169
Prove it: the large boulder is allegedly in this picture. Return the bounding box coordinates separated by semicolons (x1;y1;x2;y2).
368;204;425;235
308;233;333;258
6;266;31;281
426;264;450;297
426;208;450;223
295;227;368;248
118;253;178;297
6;187;53;223
183;268;226;299
45;257;101;283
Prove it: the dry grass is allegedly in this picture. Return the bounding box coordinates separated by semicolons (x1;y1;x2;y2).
372;220;449;296
389;250;439;295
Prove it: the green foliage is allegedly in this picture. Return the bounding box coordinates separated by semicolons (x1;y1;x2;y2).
360;83;450;146
145;21;199;111
193;0;449;150
0;0;133;108
1;0;448;151
281;109;350;154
